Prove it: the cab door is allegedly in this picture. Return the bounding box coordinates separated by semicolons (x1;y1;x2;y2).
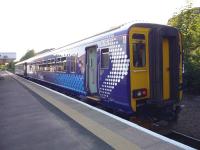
129;27;150;111
162;38;170;100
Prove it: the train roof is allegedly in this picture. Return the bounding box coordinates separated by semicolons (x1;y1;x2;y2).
16;22;172;65
15;22;133;65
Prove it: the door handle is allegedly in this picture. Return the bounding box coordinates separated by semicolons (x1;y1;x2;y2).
133;69;147;72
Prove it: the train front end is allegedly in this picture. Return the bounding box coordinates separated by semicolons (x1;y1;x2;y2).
128;24;183;119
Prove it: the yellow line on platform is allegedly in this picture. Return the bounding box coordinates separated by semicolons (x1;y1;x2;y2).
13;75;140;150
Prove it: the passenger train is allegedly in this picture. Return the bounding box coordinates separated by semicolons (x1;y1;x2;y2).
15;23;183;117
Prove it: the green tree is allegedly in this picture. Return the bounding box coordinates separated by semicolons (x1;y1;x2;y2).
20;49;35;61
6;61;15;72
168;4;200;93
168;5;200;54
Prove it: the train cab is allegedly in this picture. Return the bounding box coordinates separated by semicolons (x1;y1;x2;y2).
128;24;182;114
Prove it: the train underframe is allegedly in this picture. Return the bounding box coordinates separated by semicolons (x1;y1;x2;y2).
136;98;182;122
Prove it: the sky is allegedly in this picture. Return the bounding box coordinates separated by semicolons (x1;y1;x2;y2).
0;0;199;61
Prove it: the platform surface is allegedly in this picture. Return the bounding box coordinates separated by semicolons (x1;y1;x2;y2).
0;72;112;150
0;71;194;150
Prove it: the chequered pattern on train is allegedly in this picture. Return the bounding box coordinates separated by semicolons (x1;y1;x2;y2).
54;73;85;94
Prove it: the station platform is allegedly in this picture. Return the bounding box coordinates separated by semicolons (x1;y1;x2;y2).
0;71;195;150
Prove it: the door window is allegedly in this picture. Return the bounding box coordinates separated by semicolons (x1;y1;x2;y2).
133;43;146;67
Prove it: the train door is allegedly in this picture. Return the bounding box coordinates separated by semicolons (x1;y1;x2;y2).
162;36;179;101
129;27;150;111
86;46;97;94
148;28;180;103
24;62;27;76
162;38;170;100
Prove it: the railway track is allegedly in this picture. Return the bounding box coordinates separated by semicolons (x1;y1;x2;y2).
166;130;200;149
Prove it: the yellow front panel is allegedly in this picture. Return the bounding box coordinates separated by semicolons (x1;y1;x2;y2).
162;38;170;100
129;27;150;111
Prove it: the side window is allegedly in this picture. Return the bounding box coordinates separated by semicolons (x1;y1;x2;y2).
61;57;66;72
61;57;67;72
32;64;35;72
66;56;71;73
39;64;43;71
29;65;32;71
55;57;61;72
51;59;55;63
101;48;109;69
50;59;55;72
70;56;76;73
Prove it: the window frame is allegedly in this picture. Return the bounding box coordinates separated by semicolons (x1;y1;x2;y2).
70;55;77;73
101;48;110;69
132;33;146;68
133;42;146;68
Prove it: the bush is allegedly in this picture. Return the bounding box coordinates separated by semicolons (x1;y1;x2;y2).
184;48;200;94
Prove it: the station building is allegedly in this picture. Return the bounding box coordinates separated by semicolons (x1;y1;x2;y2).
0;52;16;65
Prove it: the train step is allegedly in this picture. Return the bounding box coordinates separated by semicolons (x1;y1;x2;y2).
87;96;101;102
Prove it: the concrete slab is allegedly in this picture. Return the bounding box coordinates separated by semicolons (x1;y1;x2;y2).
0;71;113;150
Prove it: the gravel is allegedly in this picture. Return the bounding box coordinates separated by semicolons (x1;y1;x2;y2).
172;94;200;139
